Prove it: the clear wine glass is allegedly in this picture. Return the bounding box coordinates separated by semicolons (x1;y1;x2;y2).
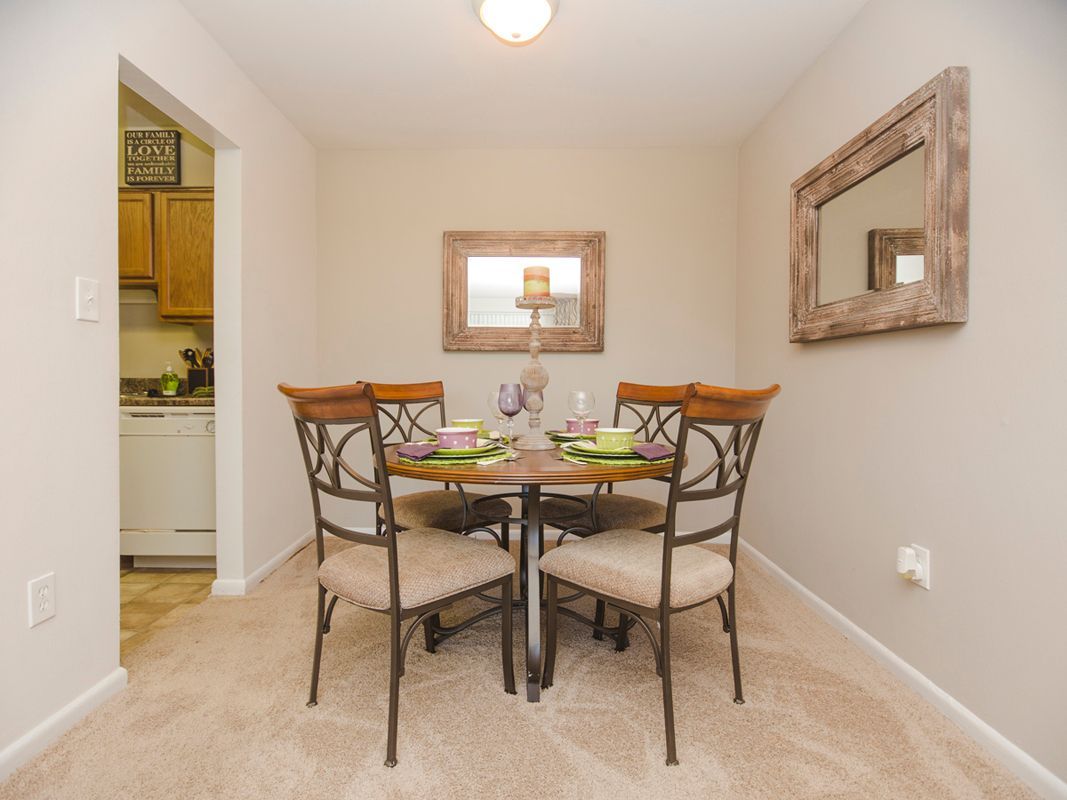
568;390;596;431
487;390;507;436
498;383;523;444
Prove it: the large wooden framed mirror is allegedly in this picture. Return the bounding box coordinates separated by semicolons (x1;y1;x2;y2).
443;230;605;352
789;67;969;342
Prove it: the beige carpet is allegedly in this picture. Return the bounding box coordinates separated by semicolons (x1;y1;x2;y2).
1;538;1034;800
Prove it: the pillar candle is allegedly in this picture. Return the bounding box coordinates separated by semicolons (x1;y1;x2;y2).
523;266;550;297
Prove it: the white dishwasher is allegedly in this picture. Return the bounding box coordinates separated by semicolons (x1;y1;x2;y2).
120;406;216;567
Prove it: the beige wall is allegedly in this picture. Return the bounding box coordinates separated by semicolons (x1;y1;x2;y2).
316;147;737;529
119;83;214;188
118;290;212;378
736;0;1067;786
0;0;316;775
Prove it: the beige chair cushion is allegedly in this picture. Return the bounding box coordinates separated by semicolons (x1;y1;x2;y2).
379;490;511;532
318;528;515;611
540;493;666;533
539;529;733;610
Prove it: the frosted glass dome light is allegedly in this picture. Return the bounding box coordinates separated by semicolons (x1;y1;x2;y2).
473;0;558;46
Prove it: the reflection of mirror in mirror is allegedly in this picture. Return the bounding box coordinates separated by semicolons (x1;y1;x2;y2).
894;254;924;284
817;145;926;305
467;256;581;327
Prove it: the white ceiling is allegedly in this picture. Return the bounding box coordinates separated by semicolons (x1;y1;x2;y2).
179;0;868;149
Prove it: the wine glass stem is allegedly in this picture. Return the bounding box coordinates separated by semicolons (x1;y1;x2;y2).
507;418;514;444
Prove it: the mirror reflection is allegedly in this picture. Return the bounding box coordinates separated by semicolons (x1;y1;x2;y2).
817;145;926;305
467;256;581;327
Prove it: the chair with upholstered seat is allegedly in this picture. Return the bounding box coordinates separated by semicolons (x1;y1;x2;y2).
539;382;780;765
370;381;512;538
540;381;691;640
541;382;691;535
279;381;516;767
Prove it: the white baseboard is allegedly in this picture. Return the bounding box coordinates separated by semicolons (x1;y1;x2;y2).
0;666;127;781
739;540;1067;800
211;529;314;597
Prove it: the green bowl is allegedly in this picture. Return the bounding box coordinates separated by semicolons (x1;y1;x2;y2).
594;427;635;451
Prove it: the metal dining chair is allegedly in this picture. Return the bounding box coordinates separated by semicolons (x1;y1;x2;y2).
538;382;780;765
279;381;517;767
369;381;512;539
540;381;691;642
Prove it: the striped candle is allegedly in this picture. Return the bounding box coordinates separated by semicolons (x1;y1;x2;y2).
523;266;550;297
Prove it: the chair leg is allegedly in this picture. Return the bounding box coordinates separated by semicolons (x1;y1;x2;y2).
385;615;402;767
322;595;339;634
542;577;558;689
308;585;326;708
727;585;744;704
593;599;606;641
502;578;516;694
519;526;528;600
614;612;630;652
422;613;440;654
716;594;730;633
661;613;678;765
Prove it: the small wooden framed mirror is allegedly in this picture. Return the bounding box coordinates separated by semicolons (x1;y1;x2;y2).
789;67;969;342
442;230;605;352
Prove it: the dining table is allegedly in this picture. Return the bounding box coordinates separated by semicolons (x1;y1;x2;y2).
385;443;677;702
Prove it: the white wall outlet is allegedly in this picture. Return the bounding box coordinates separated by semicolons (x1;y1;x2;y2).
75;276;100;322
896;544;931;590
28;572;56;627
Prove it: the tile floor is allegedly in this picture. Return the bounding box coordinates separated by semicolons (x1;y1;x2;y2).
119;569;214;661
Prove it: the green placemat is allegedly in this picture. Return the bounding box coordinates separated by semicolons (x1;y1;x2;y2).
399;452;513;467
561;452;674;467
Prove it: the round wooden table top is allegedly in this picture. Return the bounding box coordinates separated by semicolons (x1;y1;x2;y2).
384;444;678;486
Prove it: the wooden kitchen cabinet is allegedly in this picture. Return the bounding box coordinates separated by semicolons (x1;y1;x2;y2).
154;190;214;322
118;188;213;321
118;191;154;284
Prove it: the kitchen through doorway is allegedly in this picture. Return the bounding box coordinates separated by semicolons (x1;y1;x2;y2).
117;81;217;663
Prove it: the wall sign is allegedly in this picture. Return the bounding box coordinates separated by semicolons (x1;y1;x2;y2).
125;130;181;185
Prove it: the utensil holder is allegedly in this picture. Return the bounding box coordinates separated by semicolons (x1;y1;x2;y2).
187;368;215;392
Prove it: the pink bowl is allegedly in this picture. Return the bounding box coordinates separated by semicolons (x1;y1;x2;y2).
436;427;478;449
565;418;599;434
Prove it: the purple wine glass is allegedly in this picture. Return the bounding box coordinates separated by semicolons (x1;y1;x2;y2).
498;383;523;443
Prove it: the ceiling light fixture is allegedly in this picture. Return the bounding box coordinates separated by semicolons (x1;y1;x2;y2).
473;0;559;46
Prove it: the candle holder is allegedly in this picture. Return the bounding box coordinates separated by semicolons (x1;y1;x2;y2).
512;294;557;451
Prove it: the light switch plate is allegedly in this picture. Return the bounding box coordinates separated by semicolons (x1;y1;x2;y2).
28;572;56;627
75;276;100;322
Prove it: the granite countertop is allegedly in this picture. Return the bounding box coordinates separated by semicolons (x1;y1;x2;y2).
120;377;214;407
120;394;215;407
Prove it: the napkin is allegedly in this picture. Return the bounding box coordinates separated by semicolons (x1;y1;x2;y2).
631;443;674;461
396;443;439;461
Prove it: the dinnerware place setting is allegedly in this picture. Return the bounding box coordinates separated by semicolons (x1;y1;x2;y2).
395;420;518;467
393;385;674;468
558;426;675;467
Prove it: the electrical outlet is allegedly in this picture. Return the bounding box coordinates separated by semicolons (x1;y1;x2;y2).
911;544;931;590
28;572;56;627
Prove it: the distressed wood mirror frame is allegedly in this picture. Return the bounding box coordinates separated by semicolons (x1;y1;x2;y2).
789;67;969;342
443;230;606;352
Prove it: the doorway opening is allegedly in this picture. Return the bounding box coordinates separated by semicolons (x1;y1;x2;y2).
115;58;241;663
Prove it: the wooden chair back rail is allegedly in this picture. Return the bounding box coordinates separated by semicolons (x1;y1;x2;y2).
317;517;387;548
279;383;377;421
616;382;692;404
369;381;446;401
681;383;781;422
